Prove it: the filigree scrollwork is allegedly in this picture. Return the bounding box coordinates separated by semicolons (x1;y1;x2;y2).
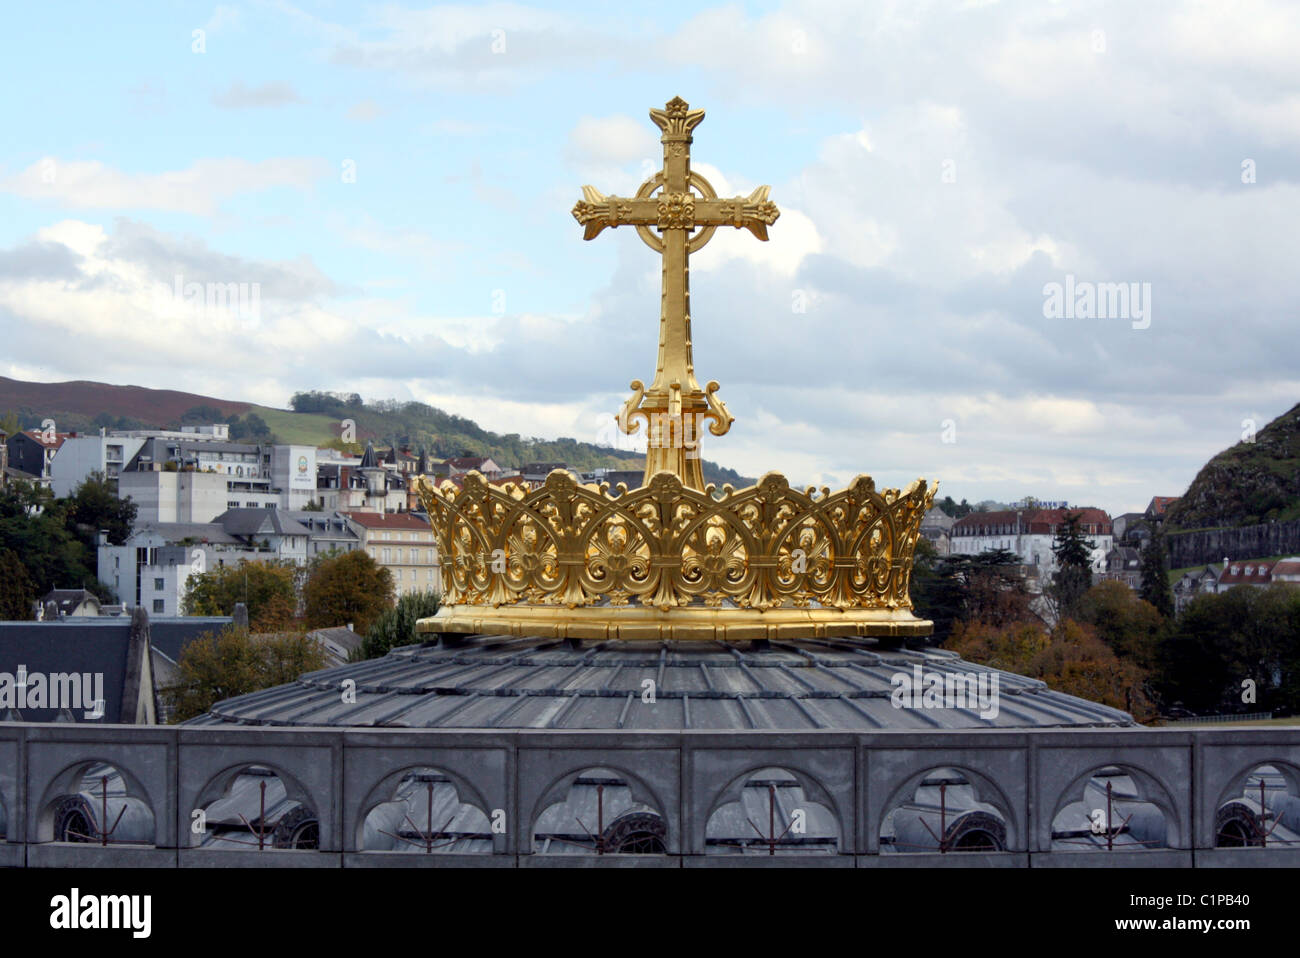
414;470;936;620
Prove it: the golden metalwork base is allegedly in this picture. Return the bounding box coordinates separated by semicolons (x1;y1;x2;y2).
417;604;933;642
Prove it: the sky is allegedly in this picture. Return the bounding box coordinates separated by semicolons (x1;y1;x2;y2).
0;0;1296;516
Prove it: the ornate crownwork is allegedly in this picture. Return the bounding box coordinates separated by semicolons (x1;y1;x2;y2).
417;97;937;641
415;469;937;640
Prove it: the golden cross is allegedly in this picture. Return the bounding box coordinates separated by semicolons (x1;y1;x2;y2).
572;96;780;489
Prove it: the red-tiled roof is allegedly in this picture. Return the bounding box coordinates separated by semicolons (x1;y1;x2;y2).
953;507;1112;536
342;511;432;530
20;429;75;449
1147;496;1179;516
1218;560;1276;585
1270;559;1300;578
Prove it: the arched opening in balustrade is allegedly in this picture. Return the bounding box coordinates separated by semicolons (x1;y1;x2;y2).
361;767;493;853
38;761;155;846
1051;765;1172;851
705;766;839;856
880;766;1010;854
533;767;667;855
1216;763;1300;849
193;764;319;851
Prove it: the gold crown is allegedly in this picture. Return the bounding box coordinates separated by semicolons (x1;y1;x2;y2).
417;99;936;642
415;469;936;641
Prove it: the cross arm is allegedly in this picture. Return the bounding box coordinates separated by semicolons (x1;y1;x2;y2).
571;184;781;241
693;186;781;241
571;187;660;240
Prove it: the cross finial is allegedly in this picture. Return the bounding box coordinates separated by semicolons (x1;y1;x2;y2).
571;98;780;489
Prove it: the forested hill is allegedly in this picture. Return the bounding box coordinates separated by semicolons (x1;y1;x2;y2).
1165;401;1300;529
0;377;752;487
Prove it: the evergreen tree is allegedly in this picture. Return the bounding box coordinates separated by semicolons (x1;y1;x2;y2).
357;589;441;660
1138;533;1174;618
1050;511;1095;622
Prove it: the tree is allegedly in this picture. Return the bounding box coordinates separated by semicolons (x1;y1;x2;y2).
950;617;1157;723
163;626;328;722
1138;533;1174;618
1049;511;1094;622
0;478;103;597
179;404;226;425
912;547;1034;644
302;550;395;635
67;471;138;548
182;560;298;622
357;589;441;660
0;549;36;619
1077;580;1164;669
1154;585;1300;715
964;549;1034;626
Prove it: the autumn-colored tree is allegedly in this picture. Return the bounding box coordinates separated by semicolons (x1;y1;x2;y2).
950;617;1157;723
948;619;1050;674
163;626;328;722
250;590;300;633
302;550;395;635
182;560;298;623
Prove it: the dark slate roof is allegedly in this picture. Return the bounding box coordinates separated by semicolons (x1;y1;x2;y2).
132;521;239;545
359;442;379;469
41;589;100;614
214;509;313;538
0;620;142;723
146;616;237;665
188;635;1135;731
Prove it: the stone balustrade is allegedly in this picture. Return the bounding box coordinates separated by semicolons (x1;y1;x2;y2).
1;723;1297;867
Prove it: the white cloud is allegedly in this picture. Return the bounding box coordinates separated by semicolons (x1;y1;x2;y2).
1;157;326;214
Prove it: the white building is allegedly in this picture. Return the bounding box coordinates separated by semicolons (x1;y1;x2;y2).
950;507;1113;578
50;434;147;497
270;445;319;511
98;522;245;615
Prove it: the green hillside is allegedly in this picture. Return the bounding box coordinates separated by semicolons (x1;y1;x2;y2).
282;391;753;486
0;377;754;487
1165;402;1300;529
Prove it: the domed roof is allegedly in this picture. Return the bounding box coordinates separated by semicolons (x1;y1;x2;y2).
188;634;1134;730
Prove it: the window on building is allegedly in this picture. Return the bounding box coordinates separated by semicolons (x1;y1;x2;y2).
154;577;164;590
395;568;402;581
382;548;391;564
227;500;239;509
152;599;164;613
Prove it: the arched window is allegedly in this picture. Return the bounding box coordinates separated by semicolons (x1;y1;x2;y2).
1051;766;1169;851
1216;764;1300;848
193;765;318;850
533;768;666;855
43;762;155;846
706;767;838;855
880;767;1009;853
362;768;492;853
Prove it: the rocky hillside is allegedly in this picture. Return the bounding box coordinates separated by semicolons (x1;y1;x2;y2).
1166;402;1300;529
